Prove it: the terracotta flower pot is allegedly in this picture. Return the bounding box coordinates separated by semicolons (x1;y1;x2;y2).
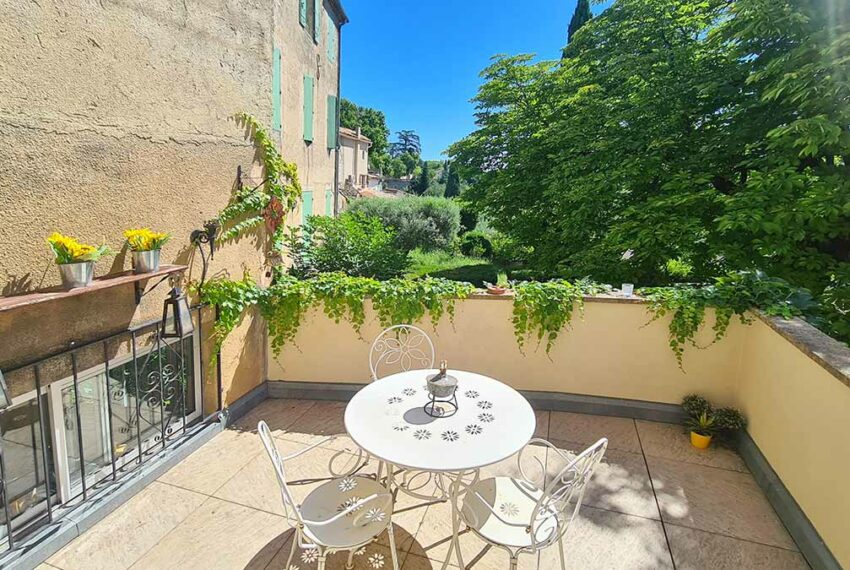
486;285;508;296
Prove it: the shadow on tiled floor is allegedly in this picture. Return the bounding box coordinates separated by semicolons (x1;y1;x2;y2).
43;399;809;570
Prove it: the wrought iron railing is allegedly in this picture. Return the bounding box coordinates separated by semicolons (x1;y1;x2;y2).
0;304;219;552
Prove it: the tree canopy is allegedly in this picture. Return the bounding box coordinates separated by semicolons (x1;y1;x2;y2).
391;130;422;158
567;0;592;43
449;0;850;343
339;99;390;158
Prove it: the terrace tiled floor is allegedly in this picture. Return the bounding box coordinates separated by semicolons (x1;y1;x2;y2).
43;399;810;570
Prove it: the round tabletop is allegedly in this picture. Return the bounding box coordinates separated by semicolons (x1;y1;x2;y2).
344;370;536;473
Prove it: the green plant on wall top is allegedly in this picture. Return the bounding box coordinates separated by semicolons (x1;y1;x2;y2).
512;279;608;354
218;113;302;251
641;271;815;367
200;273;476;356
199;270;817;364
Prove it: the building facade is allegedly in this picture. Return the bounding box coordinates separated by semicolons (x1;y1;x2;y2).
0;0;345;554
339;126;372;193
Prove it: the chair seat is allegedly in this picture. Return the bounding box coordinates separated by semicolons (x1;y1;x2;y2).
300;476;393;548
461;477;560;549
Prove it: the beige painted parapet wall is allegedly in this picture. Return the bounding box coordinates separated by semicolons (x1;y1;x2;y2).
738;316;850;568
267;294;850;568
269;295;746;404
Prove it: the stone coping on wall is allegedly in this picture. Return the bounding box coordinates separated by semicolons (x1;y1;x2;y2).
755;312;850;389
471;291;850;388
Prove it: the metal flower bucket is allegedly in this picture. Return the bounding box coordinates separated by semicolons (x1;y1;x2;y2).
132;249;161;274
58;261;94;289
427;373;458;398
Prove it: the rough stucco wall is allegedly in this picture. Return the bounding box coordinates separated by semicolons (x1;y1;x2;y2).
277;0;341;223
267;297;744;406
0;0;288;407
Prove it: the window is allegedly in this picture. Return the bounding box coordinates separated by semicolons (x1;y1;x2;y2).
0;393;54;538
302;0;320;43
0;329;201;538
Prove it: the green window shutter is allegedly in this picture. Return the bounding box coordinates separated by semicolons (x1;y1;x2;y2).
325;189;333;216
303;75;314;142
301;190;313;225
313;0;321;42
326;95;338;149
299;0;307;27
271;47;282;131
326;15;336;62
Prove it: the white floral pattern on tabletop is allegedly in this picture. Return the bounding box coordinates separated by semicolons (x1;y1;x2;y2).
368;553;386;568
478;412;495;423
338;477;358;492
500;502;520;518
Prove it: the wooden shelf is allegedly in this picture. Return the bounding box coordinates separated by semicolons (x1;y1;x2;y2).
0;265;187;314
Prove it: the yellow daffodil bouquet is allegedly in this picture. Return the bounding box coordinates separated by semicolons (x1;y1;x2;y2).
47;233;111;265
124;228;170;252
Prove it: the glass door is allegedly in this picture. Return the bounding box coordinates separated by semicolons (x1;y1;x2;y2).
0;391;56;542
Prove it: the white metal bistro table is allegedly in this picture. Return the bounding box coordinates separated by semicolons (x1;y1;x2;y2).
344;369;536;569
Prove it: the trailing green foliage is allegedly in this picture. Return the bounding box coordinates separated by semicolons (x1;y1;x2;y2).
371;277;475;329
194;273;263;350
347;197;461;252
259;275;316;355
219;113;301;251
512;279;608;354
201;273;475;355
641;271;815;367
200;270;817;363
285;213;409;279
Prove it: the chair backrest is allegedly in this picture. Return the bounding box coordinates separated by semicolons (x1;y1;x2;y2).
529;438;608;550
258;420;302;524
368;324;435;381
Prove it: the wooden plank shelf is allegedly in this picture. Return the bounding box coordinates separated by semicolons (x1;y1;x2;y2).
0;265;188;314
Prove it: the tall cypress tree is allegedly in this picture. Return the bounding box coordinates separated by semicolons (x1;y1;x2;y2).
567;0;592;43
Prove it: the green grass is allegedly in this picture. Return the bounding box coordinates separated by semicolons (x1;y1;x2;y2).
406;249;504;288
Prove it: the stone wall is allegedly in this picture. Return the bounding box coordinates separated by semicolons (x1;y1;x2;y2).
0;0;342;407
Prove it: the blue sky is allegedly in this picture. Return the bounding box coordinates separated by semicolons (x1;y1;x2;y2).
340;0;611;160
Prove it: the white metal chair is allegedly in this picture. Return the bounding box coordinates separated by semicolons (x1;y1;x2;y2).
367;325;447;499
369;324;435;381
459;438;608;570
258;420;401;570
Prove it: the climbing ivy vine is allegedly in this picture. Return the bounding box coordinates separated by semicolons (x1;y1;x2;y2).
641;271;815;367
218;113;302;251
512;279;608;354
200;273;476;356
199;270;816;365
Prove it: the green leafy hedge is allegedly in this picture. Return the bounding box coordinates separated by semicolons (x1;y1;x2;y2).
347;197;460;251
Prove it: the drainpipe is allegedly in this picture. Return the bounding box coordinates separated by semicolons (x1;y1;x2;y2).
333;20;344;216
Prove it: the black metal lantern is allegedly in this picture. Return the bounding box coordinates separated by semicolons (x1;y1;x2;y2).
161;287;194;339
0;369;10;410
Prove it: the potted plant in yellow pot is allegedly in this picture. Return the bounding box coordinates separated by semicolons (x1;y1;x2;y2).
124;228;170;274
686;412;716;449
47;233;111;289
